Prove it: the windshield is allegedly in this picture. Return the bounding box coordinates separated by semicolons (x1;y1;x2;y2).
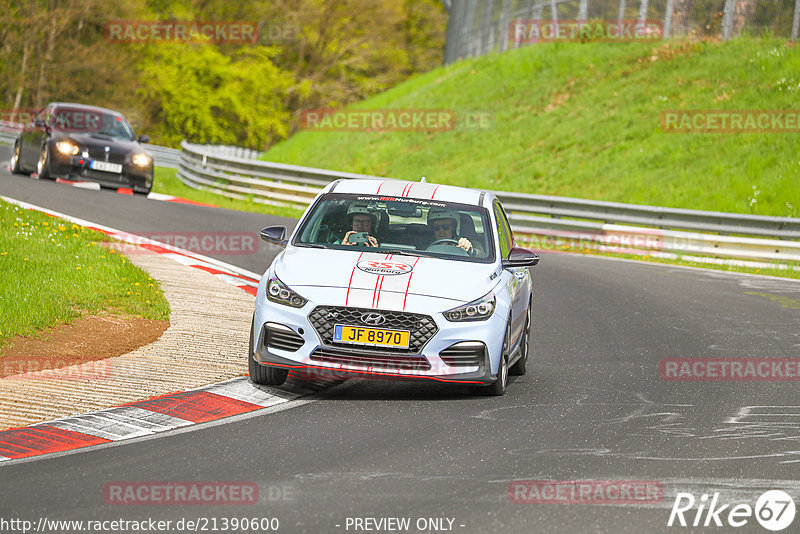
51;108;136;140
294;193;495;263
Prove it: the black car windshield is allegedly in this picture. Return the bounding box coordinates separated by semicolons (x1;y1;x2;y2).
51;108;136;141
294;193;495;263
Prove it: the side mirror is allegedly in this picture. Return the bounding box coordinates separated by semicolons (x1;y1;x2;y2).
502;246;539;268
137;135;150;144
260;226;288;247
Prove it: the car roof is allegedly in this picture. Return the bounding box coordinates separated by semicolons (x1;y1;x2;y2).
47;102;126;117
326;178;491;207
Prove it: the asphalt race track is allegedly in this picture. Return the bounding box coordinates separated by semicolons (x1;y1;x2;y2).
2;146;799;533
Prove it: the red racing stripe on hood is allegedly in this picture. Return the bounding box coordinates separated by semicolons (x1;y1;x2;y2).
345;252;364;306
402;257;421;310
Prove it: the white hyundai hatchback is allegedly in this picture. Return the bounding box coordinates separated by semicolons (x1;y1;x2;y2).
250;178;538;395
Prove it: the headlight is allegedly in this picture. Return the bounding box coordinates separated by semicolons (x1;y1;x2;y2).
131;153;152;167
266;273;308;308
443;292;496;322
56;141;79;156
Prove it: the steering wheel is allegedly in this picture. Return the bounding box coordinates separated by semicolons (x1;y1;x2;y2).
428;239;459;247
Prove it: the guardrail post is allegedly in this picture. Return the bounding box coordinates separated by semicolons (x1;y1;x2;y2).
793;0;800;40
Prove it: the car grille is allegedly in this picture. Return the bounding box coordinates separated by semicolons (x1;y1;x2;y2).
87;149;126;165
308;306;438;354
310;347;431;371
439;342;486;367
262;323;304;352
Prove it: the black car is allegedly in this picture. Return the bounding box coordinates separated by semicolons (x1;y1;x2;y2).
9;102;154;194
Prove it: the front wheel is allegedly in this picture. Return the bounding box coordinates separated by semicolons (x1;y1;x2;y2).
248;319;289;386
509;304;531;376
476;320;510;396
37;144;53;180
10;141;25;174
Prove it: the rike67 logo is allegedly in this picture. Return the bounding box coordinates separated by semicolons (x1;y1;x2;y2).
668;490;796;531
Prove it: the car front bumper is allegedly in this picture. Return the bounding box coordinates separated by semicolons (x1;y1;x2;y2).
49;153;153;192
252;290;508;386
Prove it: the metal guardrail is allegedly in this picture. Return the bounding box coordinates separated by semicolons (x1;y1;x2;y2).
0;121;187;169
0;121;22;146
175;141;800;264
141;144;181;168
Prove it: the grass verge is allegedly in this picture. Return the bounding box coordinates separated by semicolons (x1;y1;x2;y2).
0;199;170;348
262;37;799;218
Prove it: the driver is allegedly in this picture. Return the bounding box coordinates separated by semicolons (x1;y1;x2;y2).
340;203;379;247
427;208;475;254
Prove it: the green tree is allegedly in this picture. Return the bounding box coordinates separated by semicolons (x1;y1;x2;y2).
138;43;299;148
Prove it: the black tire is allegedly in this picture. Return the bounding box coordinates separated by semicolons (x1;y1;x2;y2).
248;318;289;386
476;319;510;396
10;141;25;175
509;303;531;376
37;144;52;180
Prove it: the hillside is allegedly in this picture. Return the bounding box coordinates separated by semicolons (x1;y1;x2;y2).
263;38;800;217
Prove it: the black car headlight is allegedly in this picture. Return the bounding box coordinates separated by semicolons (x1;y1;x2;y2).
443;292;496;322
55;140;79;156
266;273;308;308
131;153;152;167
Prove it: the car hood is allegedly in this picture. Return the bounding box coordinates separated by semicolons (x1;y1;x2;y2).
61;132;144;154
274;246;499;306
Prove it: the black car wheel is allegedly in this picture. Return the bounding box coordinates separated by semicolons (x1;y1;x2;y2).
248;318;289;386
10;141;25;175
477;319;510;396
509;303;531;376
37;144;53;180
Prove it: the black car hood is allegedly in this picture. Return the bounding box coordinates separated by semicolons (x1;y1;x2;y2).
59;132;145;154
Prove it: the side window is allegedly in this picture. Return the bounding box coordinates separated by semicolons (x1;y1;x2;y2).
496;202;515;248
493;202;512;259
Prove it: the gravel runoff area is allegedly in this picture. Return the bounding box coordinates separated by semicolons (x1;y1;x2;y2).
0;250;256;429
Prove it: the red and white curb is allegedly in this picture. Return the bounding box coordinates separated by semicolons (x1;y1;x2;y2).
0;376;336;463
0;195;258;295
146;191;217;207
0;196;334;463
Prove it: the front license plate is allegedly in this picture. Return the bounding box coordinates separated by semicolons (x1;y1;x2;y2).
333;325;410;349
90;160;122;173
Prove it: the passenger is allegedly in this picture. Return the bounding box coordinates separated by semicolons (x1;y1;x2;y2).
340;203;379;247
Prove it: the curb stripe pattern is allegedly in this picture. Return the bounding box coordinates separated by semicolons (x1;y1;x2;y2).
0;377;323;463
0;426;111;460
